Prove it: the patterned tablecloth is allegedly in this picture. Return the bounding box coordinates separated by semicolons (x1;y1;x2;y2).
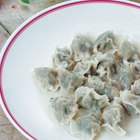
0;0;140;140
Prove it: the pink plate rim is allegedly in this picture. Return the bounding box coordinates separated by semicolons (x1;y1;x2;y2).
0;0;140;140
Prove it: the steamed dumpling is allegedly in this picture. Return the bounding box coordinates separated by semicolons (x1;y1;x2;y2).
53;47;75;70
96;52;116;78
70;34;94;61
102;100;126;136
86;76;119;99
33;67;59;92
70;110;102;140
93;31;117;53
73;61;94;76
75;86;109;110
132;61;140;79
116;67;134;90
50;96;78;123
131;79;140;95
120;90;140;116
56;68;85;93
121;40;136;61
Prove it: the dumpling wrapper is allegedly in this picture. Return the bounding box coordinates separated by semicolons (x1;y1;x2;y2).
50;96;78;123
121;40;136;61
120;90;140;116
53;47;75;71
56;68;85;94
85;76;119;100
33;67;59;92
93;31;117;53
70;34;94;61
102;100;126;136
131;79;140;95
69;109;102;140
73;61;93;76
75;86;109;110
117;66;134;90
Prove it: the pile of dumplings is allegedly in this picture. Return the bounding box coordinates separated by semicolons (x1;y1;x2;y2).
33;31;140;140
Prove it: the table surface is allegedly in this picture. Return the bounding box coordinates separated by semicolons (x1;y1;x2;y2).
0;0;140;140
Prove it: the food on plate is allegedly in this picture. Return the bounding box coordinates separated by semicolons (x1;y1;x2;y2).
33;31;140;140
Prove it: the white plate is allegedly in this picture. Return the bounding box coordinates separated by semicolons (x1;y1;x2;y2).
1;0;140;140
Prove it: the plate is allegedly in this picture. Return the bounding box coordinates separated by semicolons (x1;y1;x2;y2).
1;0;140;140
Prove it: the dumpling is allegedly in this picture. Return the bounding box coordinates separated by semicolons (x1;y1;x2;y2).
75;87;92;109
73;61;93;76
53;47;75;70
96;53;115;77
102;50;122;78
131;79;140;95
56;68;85;93
93;31;117;53
83;52;103;62
75;86;109;110
127;61;140;80
120;90;140;116
96;66;107;77
78;53;106;77
116;66;134;90
70;34;94;61
133;61;140;75
81;51;115;77
86;76;119;100
33;67;59;92
50;96;78;123
121;40;136;61
70;109;102;140
102;100;126;136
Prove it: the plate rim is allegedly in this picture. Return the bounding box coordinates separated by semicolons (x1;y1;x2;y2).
0;0;140;140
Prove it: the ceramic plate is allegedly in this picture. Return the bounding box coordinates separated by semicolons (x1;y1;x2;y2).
1;0;140;140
